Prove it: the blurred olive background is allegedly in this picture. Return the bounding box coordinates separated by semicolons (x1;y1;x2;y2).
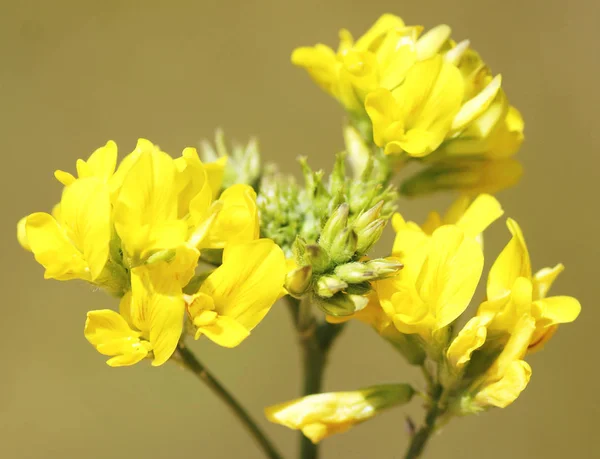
1;0;598;458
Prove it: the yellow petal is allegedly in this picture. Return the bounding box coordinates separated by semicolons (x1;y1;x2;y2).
25;212;88;280
202;184;259;249
455;194;503;238
17;217;31;251
355;14;406;51
451;75;502;131
474;360;531;408
82;140;118;182
447;316;490;369
487;218;531;301
365;88;401;148
59;178;111;280
205;156;227;199
415;24;451;60
130;265;185;366
84;308;150;367
417;225;484;329
533;296;581;326
532;264;564;300
200;239;286;332
196;315;251;348
265;384;413;443
113;147;182;259
54;170;76;186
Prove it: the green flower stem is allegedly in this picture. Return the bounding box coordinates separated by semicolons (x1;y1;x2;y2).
174;341;283;459
404;384;445;459
287;296;346;459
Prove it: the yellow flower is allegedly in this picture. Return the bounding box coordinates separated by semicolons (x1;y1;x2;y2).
85;245;198;366
19;177;111;281
391;194;503;265
471;314;535;408
378;225;484;345
265;384;414;443
480;218;581;351
186;239;286;347
291;14;417;113
366;55;464;157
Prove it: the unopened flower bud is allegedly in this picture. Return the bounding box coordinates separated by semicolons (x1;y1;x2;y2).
316;275;348;298
285;265;313;297
329;228;358;264
320;203;349;251
316;292;369;317
352;201;384;232
345;281;371;296
364;258;403;278
305;244;331;273
334;262;377;284
356;219;386;254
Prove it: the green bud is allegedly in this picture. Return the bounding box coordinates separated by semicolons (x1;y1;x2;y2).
316;292;369;317
334;262;377;284
364;258;403;278
345;281;372;296
329;228;358;264
352;200;384;232
305;244;331;273
285;265;313;297
316;275;348;298
363;383;415;410
320;203;349;251
356;219;386;254
200;129;262;189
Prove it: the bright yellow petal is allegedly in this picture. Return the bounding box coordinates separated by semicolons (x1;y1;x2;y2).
200;239;286;332
365;88;402;148
355;14;406;51
447;315;489;369
24;212;88;280
84;308;150;367
83;140;118;182
197;316;251;348
202;184;259;249
474;360;531;408
130;265;185;366
455;194;503;238
59;178;111;280
113;147;182;259
487;218;531;301
205;156;227;199
533;296;581;326
417;225;484;329
17;217;31;251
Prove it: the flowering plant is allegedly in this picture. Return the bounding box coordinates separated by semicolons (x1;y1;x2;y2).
18;13;580;459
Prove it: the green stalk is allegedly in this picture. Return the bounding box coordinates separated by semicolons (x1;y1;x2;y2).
175;341;283;459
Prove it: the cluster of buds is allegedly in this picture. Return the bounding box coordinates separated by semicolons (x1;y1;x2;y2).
258;151;397;258
285;201;402;317
200;129;262;191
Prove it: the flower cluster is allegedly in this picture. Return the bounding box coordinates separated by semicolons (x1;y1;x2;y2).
18;139;286;366
16;10;581;459
267;194;581;440
293;14;523;160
